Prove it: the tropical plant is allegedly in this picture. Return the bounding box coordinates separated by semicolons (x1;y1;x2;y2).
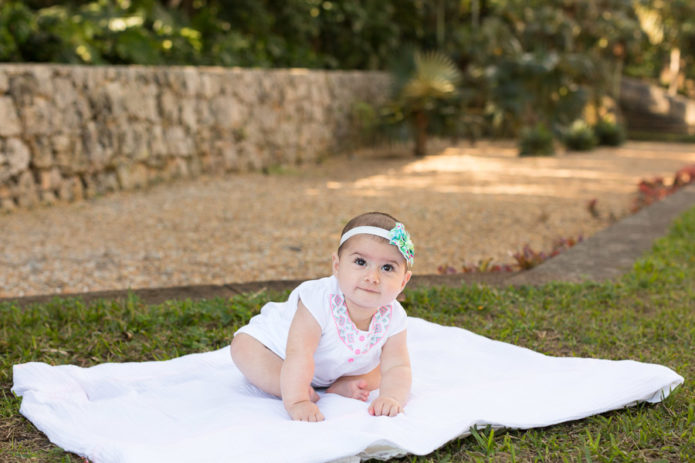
518;122;554;157
563;119;598;151
593;118;626;146
391;50;462;156
449;14;525;138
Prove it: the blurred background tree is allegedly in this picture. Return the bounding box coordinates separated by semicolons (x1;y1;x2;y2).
2;0;694;154
388;50;461;156
630;0;695;96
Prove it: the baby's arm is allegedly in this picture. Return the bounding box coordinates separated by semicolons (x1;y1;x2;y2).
369;330;411;417
281;300;324;422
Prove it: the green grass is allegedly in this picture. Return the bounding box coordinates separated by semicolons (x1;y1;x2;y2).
627;130;695;144
2;207;694;462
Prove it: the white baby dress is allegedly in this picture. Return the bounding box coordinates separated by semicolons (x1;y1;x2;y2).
235;275;408;387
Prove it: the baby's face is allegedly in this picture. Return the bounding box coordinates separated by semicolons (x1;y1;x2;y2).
332;235;412;317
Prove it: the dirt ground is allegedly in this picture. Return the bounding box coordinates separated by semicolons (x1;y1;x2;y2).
1;140;694;298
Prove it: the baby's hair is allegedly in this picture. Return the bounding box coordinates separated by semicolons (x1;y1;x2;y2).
338;212;412;268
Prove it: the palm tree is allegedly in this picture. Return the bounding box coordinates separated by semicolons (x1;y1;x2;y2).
396;50;461;157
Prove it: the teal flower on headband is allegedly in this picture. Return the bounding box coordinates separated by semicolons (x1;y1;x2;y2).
389;223;415;266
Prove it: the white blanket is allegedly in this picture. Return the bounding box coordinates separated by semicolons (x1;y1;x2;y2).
12;317;683;463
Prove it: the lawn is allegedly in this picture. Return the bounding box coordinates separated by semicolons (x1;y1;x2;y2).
1;206;694;462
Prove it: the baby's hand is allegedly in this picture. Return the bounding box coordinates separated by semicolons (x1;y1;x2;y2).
368;396;403;417
286;400;325;422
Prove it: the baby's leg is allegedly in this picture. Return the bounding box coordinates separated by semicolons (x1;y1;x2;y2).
230;334;318;401
326;365;381;402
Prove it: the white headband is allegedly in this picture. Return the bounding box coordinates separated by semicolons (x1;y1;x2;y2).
339;226;391;246
338;223;415;266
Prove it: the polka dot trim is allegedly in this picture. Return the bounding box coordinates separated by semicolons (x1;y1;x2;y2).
329;294;392;356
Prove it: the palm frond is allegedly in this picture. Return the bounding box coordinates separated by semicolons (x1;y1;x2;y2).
401;51;461;101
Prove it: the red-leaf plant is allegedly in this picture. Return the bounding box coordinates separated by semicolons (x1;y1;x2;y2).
437;235;583;274
632;164;695;212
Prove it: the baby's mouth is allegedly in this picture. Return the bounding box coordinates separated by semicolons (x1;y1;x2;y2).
357;287;380;294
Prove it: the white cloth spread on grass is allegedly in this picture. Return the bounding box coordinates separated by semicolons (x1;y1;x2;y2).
12;317;683;463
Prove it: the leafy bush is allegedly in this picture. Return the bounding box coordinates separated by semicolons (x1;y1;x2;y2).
563;119;597;151
0;0;410;69
0;0;214;65
0;2;35;61
349;101;389;149
593;119;626;146
518;123;554;156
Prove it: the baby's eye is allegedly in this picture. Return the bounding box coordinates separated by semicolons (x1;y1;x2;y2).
382;264;394;272
354;257;366;266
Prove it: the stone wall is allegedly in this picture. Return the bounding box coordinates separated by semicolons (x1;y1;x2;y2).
620;76;695;135
0;65;390;211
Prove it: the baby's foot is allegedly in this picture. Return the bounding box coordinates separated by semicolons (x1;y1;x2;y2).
326;379;370;402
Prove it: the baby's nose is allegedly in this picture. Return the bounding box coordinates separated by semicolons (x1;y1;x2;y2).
366;266;380;283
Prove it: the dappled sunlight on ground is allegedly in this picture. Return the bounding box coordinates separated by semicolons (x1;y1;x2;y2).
1;140;694;298
332;141;694;198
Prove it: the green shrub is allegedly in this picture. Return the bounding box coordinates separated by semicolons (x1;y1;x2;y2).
593;119;626;146
563;119;597;151
518;123;555;156
0;2;34;61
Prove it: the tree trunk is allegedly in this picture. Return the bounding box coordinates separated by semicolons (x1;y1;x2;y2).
413;111;428;157
668;47;681;97
612;58;623;102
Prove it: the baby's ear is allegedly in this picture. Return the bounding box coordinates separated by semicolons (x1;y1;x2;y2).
331;253;340;274
401;270;412;290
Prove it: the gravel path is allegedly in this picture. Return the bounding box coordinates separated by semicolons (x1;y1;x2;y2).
1;140;694;298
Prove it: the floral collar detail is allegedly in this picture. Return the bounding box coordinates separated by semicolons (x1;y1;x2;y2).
329;294;392;358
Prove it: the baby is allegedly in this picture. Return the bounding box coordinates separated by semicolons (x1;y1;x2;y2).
230;211;414;421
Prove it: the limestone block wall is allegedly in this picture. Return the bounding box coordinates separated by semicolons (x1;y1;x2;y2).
0;65;390;211
620;77;695;135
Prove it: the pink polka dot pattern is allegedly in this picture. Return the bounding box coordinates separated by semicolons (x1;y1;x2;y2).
329;294;392;357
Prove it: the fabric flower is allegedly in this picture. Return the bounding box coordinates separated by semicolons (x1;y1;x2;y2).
388;222;415;266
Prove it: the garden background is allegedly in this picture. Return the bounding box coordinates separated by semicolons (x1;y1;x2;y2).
3;0;695;150
2;0;695;461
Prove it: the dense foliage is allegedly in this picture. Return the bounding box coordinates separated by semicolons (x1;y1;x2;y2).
1;1;693;80
2;0;694;152
0;0;436;68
